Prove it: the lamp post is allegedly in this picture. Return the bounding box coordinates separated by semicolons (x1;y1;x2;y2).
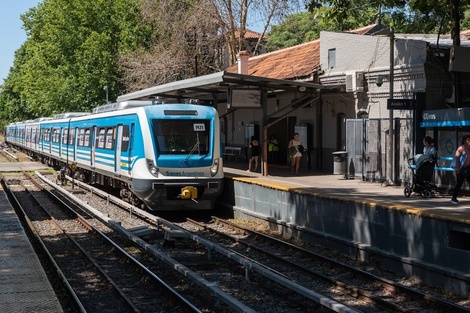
103;86;109;103
388;28;395;185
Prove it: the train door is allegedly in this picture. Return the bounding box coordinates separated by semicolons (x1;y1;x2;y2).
114;124;123;175
48;128;53;154
68;127;75;163
60;127;66;158
73;127;78;162
91;126;96;168
33;127;38;151
125;123;134;175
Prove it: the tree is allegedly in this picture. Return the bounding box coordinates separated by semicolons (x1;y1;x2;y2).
306;0;470;46
118;0;306;91
0;0;149;121
212;0;305;64
118;0;223;92
266;7;380;51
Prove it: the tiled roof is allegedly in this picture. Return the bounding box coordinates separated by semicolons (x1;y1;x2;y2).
461;30;470;40
347;24;380;35
226;40;320;80
234;29;266;39
227;25;379;81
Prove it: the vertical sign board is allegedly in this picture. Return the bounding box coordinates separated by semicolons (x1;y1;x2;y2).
387;99;416;110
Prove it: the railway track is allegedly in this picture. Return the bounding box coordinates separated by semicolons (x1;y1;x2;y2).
2;168;469;312
37;172;360;312
1;172;203;313
183;217;470;313
32;172;469;312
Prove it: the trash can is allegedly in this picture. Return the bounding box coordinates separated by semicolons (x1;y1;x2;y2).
332;151;348;175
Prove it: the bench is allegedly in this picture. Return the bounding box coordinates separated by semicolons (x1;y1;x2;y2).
409;156;454;172
224;146;243;161
435;156;454;172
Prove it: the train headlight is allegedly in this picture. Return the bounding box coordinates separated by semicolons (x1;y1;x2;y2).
210;158;220;177
146;159;159;177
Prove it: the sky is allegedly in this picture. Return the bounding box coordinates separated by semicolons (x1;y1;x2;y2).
0;0;41;84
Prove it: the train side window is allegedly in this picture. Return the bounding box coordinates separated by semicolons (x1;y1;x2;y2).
52;129;60;143
62;129;68;144
121;125;130;152
84;129;91;147
69;128;75;145
44;129;51;141
105;128;114;149
78;129;85;146
97;128;106;149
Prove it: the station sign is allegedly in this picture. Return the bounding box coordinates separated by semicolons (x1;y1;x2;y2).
387;99;416;110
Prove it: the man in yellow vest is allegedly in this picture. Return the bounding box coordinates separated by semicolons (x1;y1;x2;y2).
268;135;279;164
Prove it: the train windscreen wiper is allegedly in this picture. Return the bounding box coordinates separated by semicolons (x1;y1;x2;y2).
184;134;200;162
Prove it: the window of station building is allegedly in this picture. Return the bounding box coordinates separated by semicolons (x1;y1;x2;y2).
358;111;369;119
328;48;336;69
336;113;346;151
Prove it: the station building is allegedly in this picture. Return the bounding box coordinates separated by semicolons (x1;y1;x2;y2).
118;24;470;188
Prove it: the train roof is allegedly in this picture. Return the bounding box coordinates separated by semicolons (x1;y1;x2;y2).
52;112;89;119
32;117;53;122
92;100;155;114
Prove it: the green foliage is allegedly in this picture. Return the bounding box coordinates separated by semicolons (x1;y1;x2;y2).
306;0;470;36
0;0;150;123
267;12;318;51
267;6;379;51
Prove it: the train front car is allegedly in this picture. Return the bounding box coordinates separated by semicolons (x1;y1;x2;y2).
131;104;224;211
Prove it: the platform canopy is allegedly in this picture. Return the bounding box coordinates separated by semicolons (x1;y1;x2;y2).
116;71;323;104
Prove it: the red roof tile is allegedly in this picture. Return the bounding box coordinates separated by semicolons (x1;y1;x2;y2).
226;24;378;81
227;40;320;80
234;29;266;39
461;29;470;39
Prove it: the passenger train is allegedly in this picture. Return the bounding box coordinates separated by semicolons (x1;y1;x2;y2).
5;101;224;211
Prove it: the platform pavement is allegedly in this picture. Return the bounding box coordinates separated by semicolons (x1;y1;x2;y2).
0;183;63;312
223;160;470;224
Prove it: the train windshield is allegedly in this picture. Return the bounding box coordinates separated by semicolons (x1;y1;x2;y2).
151;119;210;155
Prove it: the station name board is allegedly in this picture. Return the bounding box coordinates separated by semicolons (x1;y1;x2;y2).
387;99;416;110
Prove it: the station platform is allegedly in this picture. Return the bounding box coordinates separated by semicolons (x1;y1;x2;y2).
223;161;470;223
0;180;63;312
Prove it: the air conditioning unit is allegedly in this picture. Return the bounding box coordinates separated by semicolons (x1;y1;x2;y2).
345;71;364;92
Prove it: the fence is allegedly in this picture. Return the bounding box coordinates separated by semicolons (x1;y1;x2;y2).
345;118;415;184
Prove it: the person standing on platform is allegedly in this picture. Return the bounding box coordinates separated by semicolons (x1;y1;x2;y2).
247;136;260;172
451;134;470;204
268;135;279;164
288;133;303;175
